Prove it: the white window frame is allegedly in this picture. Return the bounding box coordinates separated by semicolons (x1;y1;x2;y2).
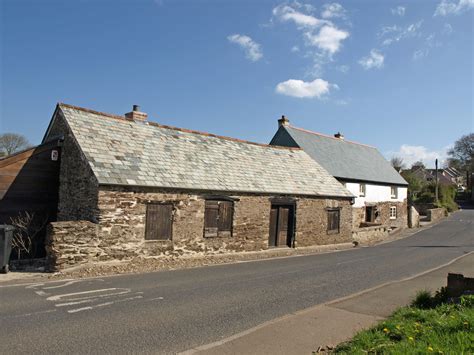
390;206;397;219
391;186;398;199
359;184;366;197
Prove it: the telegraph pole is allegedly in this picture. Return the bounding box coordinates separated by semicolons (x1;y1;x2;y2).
435;158;439;203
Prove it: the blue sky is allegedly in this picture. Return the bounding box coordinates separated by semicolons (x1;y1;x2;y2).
1;0;472;168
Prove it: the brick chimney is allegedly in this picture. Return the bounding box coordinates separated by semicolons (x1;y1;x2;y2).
278;115;290;128
334;132;345;140
125;105;148;121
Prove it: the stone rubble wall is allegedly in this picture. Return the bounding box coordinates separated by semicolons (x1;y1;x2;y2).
45;221;101;271
44;111;100;222
45;185;353;270
426;208;446;222
408;206;420;228
352;225;389;244
352;200;408;229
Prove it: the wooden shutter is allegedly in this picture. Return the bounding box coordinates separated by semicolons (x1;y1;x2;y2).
204;201;219;237
327;209;340;233
218;201;233;234
145;204;173;240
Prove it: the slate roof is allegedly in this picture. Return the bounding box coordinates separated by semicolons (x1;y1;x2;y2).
270;125;408;186
51;104;353;198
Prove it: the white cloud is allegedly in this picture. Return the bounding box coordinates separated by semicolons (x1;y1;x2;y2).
391;6;406;16
387;145;450;168
227;34;263;62
271;3;350;75
358;49;384;70
413;34;441;60
321;3;346;19
275;78;336;98
379;21;423;46
304;25;349;55
273;4;327;28
434;0;474;16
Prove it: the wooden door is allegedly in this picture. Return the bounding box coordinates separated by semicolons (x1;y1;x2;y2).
268;207;278;247
277;207;290;246
269;205;293;248
146;204;173;240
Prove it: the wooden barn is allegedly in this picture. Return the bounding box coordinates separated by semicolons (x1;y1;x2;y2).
0;138;62;258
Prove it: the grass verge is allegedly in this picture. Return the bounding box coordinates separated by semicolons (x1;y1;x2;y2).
334;291;474;354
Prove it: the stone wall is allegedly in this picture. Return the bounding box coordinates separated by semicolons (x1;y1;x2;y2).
296;199;352;246
45;221;101;271
352;225;389;244
408;206;420;228
45;185;353;269
353;200;408;229
427;208;446;222
44;111;100;222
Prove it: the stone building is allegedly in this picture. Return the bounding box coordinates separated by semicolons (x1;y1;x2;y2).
42;104;354;270
270;117;408;242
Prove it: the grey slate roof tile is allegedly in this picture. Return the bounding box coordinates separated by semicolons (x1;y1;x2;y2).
58;104;353;198
272;126;408;186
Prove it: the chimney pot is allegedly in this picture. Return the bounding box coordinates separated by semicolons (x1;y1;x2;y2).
334;132;345;140
125;105;148;121
278;115;290;127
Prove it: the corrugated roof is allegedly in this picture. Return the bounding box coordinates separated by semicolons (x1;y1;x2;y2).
271;125;408;186
56;104;353;197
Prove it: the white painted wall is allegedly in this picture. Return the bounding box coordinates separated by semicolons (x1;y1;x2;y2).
343;182;407;208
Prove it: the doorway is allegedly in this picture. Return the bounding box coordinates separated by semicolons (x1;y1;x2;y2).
269;205;294;248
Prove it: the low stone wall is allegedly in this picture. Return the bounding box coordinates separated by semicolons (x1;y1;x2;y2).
426;208;446;222
447;273;474;297
352;225;389;244
408;206;420;228
45;221;101;271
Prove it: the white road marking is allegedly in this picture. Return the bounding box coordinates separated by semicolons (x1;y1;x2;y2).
68;295;143;314
55;292;144;307
35;290;48;296
147;297;164;301
47;288;130;302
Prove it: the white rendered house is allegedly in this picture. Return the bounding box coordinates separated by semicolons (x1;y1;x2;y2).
270;116;409;230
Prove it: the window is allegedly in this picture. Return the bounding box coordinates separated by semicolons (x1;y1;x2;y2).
359;184;366;197
390;206;397;219
327;209;340;234
391;186;398;199
204;200;233;238
145;203;173;240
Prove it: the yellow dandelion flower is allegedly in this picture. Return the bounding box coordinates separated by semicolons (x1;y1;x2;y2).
428;346;434;352
463;321;468;326
383;328;389;333
408;336;414;342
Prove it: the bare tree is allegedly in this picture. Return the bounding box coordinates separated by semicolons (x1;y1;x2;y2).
447;133;474;174
0;133;30;156
390;156;405;171
9;211;48;260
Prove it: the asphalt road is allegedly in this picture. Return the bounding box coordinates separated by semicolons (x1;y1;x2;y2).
1;209;472;354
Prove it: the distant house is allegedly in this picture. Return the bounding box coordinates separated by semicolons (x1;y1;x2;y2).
408;166;458;187
270;116;408;232
32;104;354;270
